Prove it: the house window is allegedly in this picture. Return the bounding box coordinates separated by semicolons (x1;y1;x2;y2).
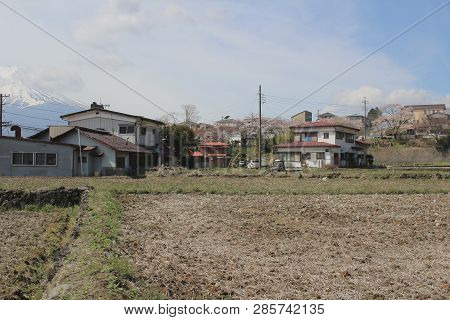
116;157;126;169
323;132;329;139
140;127;147;135
302;132;318;142
119;126;135;134
316;152;325;160
336;132;345;140
35;153;57;166
346;133;355;143
302;153;311;160
12;153;23;165
12;152;34;165
47;154;57;166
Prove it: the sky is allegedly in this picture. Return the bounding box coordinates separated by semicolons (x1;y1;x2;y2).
0;0;449;122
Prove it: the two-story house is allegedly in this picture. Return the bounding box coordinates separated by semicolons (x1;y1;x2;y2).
60;102;164;167
191;142;231;168
275;120;369;168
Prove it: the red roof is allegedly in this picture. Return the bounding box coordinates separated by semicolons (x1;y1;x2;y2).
200;142;230;147
290;120;360;131
191;151;204;157
275;141;340;148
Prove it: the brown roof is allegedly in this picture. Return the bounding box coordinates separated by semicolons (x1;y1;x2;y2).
290;120;360;131
79;129;149;153
275;142;340;148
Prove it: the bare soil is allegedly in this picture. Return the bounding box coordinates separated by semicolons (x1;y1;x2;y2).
120;194;449;300
0;210;58;299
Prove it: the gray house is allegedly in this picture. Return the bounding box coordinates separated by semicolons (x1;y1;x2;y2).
31;126;151;176
0;136;76;177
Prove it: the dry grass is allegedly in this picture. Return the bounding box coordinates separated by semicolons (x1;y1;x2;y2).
120;193;449;300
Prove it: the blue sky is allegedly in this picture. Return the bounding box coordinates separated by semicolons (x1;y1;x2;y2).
0;0;449;122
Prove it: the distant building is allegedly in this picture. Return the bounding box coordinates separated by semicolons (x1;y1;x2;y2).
318;112;336;120
60;102;164;165
275;120;369;169
191;142;231;169
291;111;312;123
405;104;446;124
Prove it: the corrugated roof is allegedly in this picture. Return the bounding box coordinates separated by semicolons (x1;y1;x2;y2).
191;151;204;157
275;141;340;148
61;109;165;126
290;120;360;131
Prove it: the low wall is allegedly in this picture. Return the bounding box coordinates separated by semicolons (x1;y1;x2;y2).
0;187;90;209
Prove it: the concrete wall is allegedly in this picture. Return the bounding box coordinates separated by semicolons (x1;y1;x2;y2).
0;138;74;177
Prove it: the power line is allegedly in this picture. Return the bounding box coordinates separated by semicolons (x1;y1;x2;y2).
268;1;450;121
4;111;66;123
0;0;172;117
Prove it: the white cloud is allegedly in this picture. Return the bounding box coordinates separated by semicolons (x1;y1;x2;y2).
335;86;385;106
73;0;144;48
0;66;84;93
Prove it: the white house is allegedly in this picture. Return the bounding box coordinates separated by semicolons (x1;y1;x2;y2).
275;120;369;169
59;102;164;166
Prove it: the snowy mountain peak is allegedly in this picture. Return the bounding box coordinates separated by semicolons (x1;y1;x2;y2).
0;66;84;108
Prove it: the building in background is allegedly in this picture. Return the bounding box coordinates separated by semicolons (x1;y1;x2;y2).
275;120;368;169
291;111;313;123
191;142;231;169
405;104;446;124
318;112;336;120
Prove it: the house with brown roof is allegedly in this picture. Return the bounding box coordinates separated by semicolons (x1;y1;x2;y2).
275;120;369;169
60;102;164;166
31;126;150;176
191;142;231;169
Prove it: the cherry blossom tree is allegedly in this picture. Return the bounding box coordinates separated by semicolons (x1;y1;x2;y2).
372;104;414;139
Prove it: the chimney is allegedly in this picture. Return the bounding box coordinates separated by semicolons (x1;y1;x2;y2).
91;102;104;110
11;125;21;139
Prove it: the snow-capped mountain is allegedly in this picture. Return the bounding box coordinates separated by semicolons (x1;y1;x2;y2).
0;67;85;137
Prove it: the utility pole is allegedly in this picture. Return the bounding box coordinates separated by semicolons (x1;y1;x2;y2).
258;85;262;169
362;97;368;140
0;94;10;137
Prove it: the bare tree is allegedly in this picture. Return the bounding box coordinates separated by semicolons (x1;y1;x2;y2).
159;112;179;124
181;105;200;126
372;104;414;139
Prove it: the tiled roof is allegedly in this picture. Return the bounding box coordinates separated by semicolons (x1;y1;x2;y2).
80;129;149;153
290;120;360;130
275;141;340;148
